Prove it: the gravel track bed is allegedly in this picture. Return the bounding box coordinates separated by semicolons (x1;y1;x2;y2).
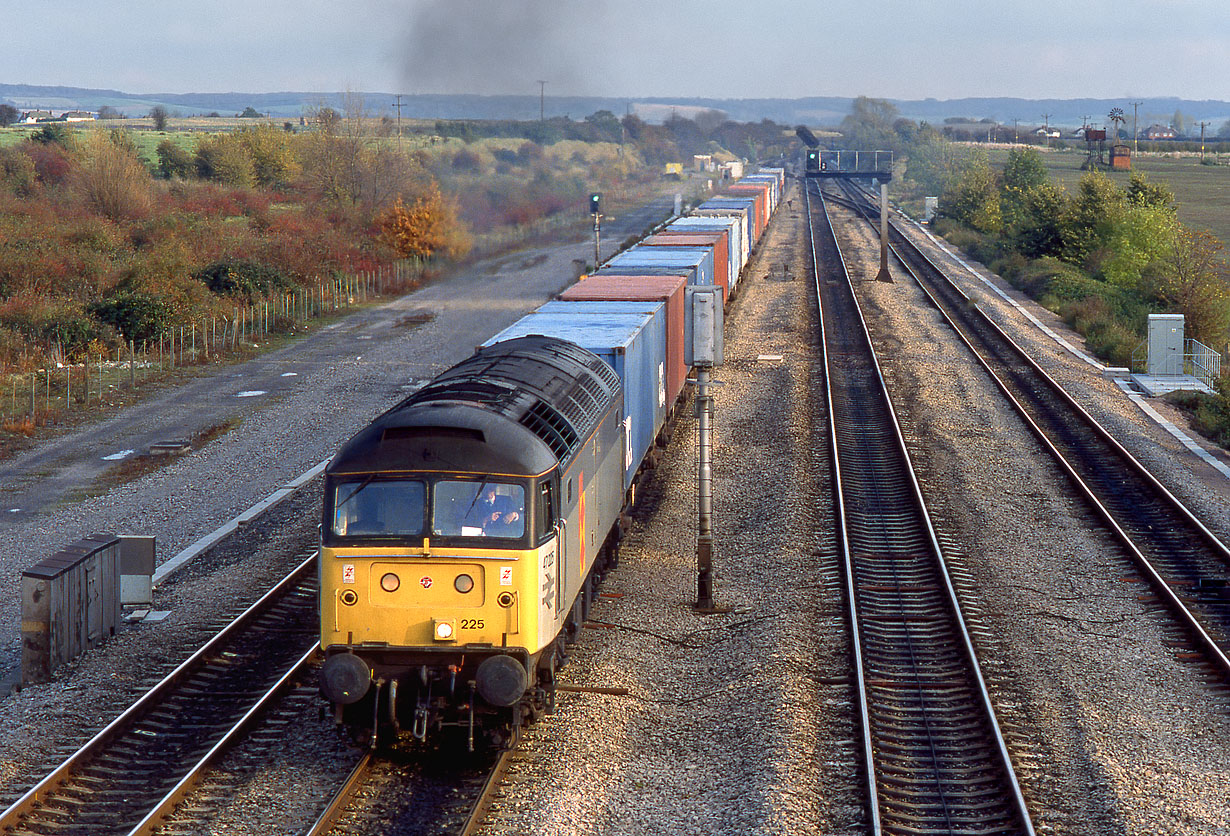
831;197;1230;834
478;189;864;836
4;183;1228;834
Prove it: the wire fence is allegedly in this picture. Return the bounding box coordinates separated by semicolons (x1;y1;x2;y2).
1;260;425;432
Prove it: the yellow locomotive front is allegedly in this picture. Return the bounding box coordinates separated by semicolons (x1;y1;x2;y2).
318;337;625;746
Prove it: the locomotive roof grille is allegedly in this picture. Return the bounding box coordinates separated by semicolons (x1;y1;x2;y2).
519;399;579;462
370;336;620;469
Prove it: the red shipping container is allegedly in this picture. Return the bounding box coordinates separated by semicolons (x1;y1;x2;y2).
641;232;730;303
560;274;688;408
727;182;769;237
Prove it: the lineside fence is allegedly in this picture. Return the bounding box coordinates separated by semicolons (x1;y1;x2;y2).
1;260;424;431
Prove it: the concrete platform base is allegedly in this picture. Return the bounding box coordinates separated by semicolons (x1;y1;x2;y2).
1130;373;1215;397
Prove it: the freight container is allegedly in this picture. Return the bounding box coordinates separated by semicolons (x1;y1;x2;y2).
672;214;747;273
606;245;715;289
536;300;672;415
697;197;758;244
641;232;730;301
558;275;686;408
740;175;779;212
726;182;769;234
483;310;665;492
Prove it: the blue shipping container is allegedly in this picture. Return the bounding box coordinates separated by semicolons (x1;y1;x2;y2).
482;309;665;491
537;299;670;412
606;246;715;288
667;216;745;283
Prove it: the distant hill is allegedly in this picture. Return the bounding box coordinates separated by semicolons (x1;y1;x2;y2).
2;82;1227;130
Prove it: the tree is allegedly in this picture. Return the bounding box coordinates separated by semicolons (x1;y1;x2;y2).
0;104;18;127
377;183;471;260
156;138;194;179
72;131;153;220
1218;120;1230;140
97;105;121;120
1000;146;1051;235
1172;109;1187;137
1126;173;1174;209
149;105;169;131
1151;227;1230;344
239;106;263;118
234;124;300;187
839;96;901;150
30;123;72;146
1011;183;1069;260
0;146;37;196
904;133;967;196
193;134;255;187
1059;171;1127;268
939;149;1002;233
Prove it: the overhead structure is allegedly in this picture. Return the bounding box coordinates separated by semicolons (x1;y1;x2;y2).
805;149;893;181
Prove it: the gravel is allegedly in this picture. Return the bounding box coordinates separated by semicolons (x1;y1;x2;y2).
2;180;1229;835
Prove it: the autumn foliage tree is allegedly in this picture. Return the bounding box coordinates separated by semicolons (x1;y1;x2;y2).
378;184;471;260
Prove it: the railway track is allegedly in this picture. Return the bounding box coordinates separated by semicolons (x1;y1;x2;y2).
0;555;321;836
305;744;510;836
835;181;1230;675
806;180;1035;835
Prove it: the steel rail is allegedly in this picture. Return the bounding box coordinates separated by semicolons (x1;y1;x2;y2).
837;181;1230;674
0;553;320;834
127;644;320;835
805;179;1035;835
303;747;376;836
459;748;514;836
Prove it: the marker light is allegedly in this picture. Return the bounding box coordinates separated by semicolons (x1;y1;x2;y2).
380;573;400;592
454;574;474;593
434;619;455;641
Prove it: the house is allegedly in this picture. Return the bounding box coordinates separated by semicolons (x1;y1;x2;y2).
1034;126;1060;139
20;110;54;124
60;111;95;122
1141;124;1176;140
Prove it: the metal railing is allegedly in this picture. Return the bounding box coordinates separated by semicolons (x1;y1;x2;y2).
1131;338;1221;389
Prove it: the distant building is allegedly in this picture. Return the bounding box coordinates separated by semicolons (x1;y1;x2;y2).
1034;126;1060;139
1141;124;1177;140
20;110;54;123
60;111;95;122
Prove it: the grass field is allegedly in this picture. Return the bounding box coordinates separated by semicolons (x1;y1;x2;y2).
987;146;1230;247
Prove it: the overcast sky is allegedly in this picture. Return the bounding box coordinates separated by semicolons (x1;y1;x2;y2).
2;0;1227;101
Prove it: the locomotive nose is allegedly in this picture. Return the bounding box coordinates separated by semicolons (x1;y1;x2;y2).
320;653;372;704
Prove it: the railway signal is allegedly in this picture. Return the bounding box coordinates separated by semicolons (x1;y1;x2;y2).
590;192;602;266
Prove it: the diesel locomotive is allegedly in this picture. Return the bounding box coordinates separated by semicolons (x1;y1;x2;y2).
317;336;629;747
317;166;785;748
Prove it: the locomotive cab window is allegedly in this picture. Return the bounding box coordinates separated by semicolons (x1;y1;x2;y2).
537;481;556;543
433;481;526;540
331;478;426;538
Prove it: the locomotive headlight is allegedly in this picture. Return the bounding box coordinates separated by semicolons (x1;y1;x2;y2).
380;572;400;593
433;619;456;641
454;573;474;594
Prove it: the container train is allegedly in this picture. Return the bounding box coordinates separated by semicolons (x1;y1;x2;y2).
317;167;785;747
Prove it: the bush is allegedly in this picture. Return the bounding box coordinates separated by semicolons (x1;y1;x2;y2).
89;289;172;344
194;259;292;300
156;139;194;179
0;296;101;358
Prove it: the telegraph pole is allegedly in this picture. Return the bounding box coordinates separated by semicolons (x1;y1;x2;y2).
1042;113;1052;148
537;80;546;122
1131;101;1143;154
1198;121;1210;162
391;94;404;150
